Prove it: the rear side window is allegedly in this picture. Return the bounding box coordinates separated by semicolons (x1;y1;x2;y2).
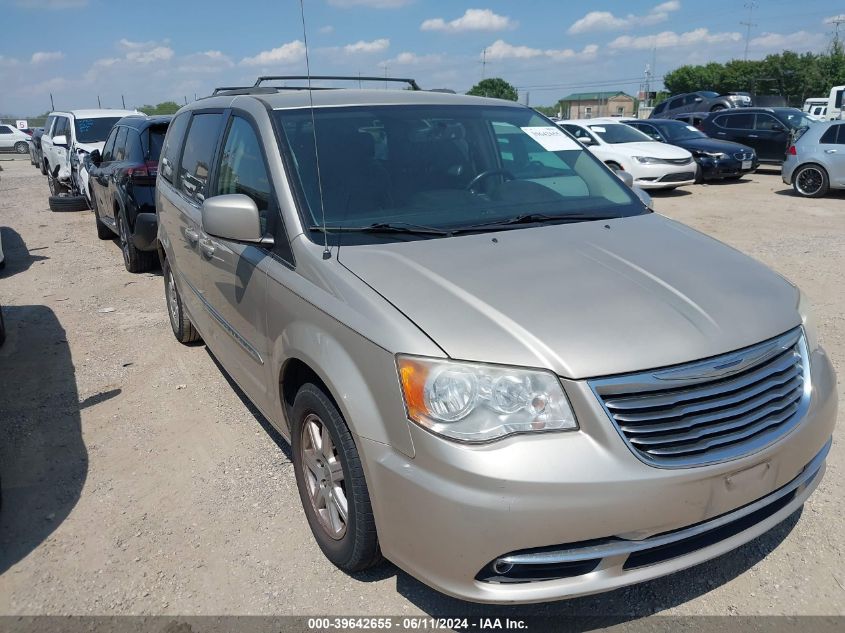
652;101;666;115
718;113;753;129
178;112;223;203
0;126;11;134
683;95;698;106
820;125;844;144
125;130;144;163
113;127;129;161
668;97;684;109
160;112;190;184
146;124;168;161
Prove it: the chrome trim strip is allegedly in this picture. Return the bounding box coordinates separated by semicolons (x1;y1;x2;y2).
590;328;811;468
500;439;829;567
183;276;264;365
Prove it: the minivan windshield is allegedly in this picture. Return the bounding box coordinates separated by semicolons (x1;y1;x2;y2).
74;117;122;144
275;105;645;242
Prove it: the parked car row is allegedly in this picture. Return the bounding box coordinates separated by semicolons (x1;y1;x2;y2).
0;123;32;154
17;77;839;605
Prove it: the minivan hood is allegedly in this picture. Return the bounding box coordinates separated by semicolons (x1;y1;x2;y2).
339;214;799;379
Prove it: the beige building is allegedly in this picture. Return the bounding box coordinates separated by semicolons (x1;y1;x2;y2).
559;91;636;119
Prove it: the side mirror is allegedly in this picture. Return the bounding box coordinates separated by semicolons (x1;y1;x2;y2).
580;136;596;146
202;194;272;245
614;169;634;188
90;149;102;167
53;134;68;147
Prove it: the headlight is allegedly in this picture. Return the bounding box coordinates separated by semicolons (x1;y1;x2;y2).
396;356;578;442
798;291;819;352
633;156;664;164
694;151;727;159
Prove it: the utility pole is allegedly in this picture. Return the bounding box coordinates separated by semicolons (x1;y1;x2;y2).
97;95;101;108
480;48;488;80
741;1;758;61
829;15;845;46
50;93;55;111
121;95;126;108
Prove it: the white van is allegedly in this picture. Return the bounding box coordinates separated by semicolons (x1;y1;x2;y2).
826;86;844;120
803;98;828;120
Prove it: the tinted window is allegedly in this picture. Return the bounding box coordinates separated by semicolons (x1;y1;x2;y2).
74;117;121;144
146;124;168;161
588;123;652;144
214;117;272;227
102;127;118;162
836;89;844;109
683;95;699;106
54;116;70;137
653;101;667;115
125;130;144;163
45;116;56;135
720;113;753;129
561;124;598;144
668;97;684;109
160;112;190;184
755;114;782;131
113;127;129;161
0;126;11;134
178;113;223;203
820;125;844;144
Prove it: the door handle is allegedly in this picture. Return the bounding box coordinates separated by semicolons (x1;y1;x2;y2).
824;149;838;154
199;239;216;258
184;228;199;244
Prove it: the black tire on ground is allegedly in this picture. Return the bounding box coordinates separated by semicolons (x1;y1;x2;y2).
0;305;5;347
118;210;156;273
40;159;47;176
291;383;383;573
49;194;89;212
163;258;200;344
14;142;29;154
792;164;829;198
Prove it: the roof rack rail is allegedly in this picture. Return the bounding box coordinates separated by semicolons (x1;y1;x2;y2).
212;86;254;95
253;75;421;90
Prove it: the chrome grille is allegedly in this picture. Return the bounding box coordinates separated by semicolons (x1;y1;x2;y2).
734;151;754;161
590;328;810;468
663;157;693;166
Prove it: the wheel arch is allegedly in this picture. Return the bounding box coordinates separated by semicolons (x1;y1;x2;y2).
791;161;829;184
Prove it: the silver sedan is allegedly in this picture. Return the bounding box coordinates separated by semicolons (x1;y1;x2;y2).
782;121;845;197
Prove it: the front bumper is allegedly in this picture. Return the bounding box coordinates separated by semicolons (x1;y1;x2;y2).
630;162;696;189
697;156;759;180
361;346;837;603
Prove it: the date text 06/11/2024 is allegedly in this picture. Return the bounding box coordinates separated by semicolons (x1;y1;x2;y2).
306;617;528;630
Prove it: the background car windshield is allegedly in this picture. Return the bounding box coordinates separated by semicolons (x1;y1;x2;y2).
700;91;719;98
588;124;652;144
779;111;815;129
661;122;707;141
276;105;643;239
75;117;122;144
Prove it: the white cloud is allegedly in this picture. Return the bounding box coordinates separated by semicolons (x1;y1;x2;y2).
343;38;390;54
385;52;443;66
126;46;174;63
240;40;305;66
749;31;828;51
328;0;412;8
15;0;88;8
0;55;21;67
484;39;598;62
824;14;845;24
176;51;234;74
421;9;515;33
30;51;65;64
608;28;741;50
319;25;335;34
568;1;681;35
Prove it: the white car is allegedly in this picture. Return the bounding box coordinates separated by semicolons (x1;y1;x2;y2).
0;124;31;154
41;108;139;210
559;118;697;189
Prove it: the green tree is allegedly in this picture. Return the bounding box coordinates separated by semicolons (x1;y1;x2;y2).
138;101;181;115
467;78;518;101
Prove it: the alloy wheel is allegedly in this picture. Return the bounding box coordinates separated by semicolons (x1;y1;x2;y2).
166;268;180;331
300;413;348;540
118;214;131;268
795;167;824;196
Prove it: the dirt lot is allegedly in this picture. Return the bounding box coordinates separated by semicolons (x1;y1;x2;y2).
0;156;843;618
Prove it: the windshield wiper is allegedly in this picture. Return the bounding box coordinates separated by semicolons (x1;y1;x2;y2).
454;213;614;232
309;222;451;236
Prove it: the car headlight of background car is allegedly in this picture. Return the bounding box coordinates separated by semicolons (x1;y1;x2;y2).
693;150;727;159
397;356;578;442
633;156;666;165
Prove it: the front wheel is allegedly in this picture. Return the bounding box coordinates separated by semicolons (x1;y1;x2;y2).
14;141;28;154
291;383;382;572
793;164;829;198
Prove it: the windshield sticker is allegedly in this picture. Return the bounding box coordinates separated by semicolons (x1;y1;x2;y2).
77;119;94;132
589;126;607;133
686;125;698;132
521;127;580;151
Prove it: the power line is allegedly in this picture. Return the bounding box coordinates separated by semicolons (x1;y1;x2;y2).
741;1;759;61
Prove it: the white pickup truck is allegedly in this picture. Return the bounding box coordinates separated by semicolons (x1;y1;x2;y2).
41;108;139;211
825;85;844;121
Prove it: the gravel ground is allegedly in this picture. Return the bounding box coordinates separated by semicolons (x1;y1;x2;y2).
0;158;843;618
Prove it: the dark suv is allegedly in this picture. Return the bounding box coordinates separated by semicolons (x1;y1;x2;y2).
651;91;752;119
700;107;816;163
87;115;171;272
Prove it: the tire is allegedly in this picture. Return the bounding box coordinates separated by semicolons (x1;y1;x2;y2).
793;164;829;198
40;159;47;176
91;196;114;240
118;209;156;273
0;305;5;347
710;104;726;112
47;168;59;195
291;383;382;573
14;141;28;154
49;194;89;212
163;258;200;344
605;161;623;171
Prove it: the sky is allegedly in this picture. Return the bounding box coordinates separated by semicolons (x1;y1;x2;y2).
0;0;842;115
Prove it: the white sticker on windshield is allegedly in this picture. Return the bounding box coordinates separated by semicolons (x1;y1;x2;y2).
521;126;580;151
686;125;698;132
589;126;607;133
